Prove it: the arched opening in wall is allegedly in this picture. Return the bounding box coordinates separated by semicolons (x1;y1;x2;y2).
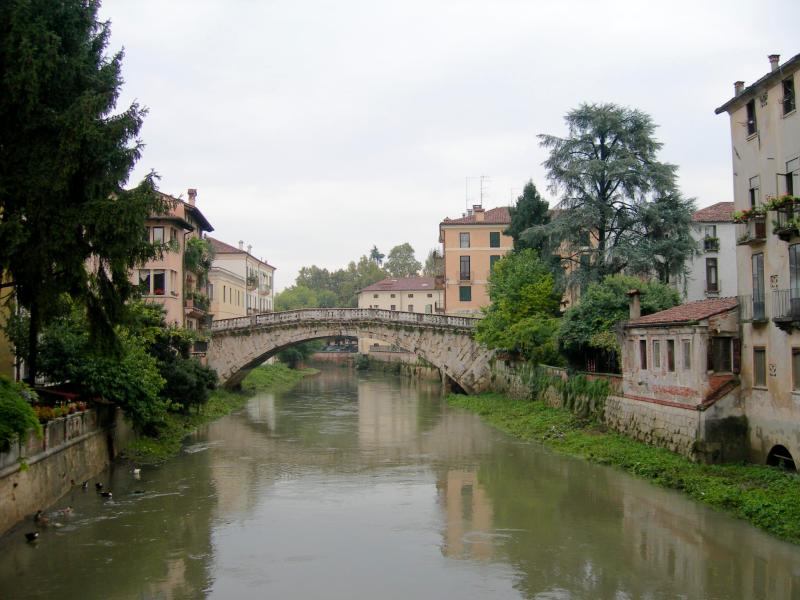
766;445;796;472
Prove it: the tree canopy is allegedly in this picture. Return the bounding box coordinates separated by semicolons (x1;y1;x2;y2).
422;248;444;278
385;243;422;278
506;180;551;253
475;249;562;364
558;275;680;372
537;103;696;290
0;0;165;380
289;251;386;308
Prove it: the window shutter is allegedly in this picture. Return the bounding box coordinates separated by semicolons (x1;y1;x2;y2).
707;339;714;371
732;338;741;374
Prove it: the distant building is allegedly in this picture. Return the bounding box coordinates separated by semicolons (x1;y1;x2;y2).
207;238;275;320
133;188;214;330
715;52;800;467
681;202;737;302
357;276;443;352
439;205;512;316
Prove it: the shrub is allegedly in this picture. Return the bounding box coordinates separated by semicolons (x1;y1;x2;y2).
0;376;42;449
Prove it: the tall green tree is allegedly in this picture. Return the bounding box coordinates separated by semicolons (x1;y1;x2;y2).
0;0;165;381
369;245;385;267
385;243;421;278
538;103;696;289
475;250;562;364
506;180;551;253
422;248;444;278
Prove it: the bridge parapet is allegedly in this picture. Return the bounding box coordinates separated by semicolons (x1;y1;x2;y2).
210;308;479;333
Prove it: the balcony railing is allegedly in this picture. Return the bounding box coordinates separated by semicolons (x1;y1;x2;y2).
458;270;474;282
736;217;767;245
703;237;720;252
773;203;800;241
738;294;767;323
772;289;800;327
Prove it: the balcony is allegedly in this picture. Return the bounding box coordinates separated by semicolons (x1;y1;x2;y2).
184;292;210;320
772;198;800;241
703;236;720;252
458;270;474;282
736;217;766;245
738;294;767;324
772;289;800;330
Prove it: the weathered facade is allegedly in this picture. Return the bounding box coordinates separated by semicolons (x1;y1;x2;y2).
682;202;738;302
716;52;800;467
439;205;512;316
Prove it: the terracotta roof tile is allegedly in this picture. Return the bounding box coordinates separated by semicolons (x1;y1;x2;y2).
207;237;275;269
440;206;511;226
360;277;442;293
627;297;738;326
692;202;735;223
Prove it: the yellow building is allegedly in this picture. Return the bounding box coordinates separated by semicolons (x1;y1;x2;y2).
133;188;214;330
439;205;513;316
357;277;444;352
207;238;275;321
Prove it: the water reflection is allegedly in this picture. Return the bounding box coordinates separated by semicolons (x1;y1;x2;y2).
2;366;800;600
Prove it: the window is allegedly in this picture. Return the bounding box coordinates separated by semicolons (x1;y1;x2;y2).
639;339;647;370
489;232;500;248
490;255;501;271
459;232;470;248
791;244;800;318
682;339;692;370
749;175;760;207
408;304;414;312
709;338;732;372
783;76;796;115
208;283;214;301
390;304;396;311
373;294;378;299
706;258;718;293
753;347;767;387
752;253;765;320
425;304;433;314
787;158;799;196
459;286;472;302
170;270;178;295
223;285;227;303
408;293;414;298
390;293;396;298
153;270;165;295
746;99;757;136
704;225;717;238
138;270;151;294
652;340;661;369
793;349;800;391
170;227;178;243
667;340;675;372
427;293;433;298
459;256;471;280
152;226;164;244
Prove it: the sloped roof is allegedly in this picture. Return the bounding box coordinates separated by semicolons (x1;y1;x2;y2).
627;297;738;327
154;191;214;232
360;277;441;293
715;52;800;115
692;202;735;223
440;206;511;226
207;237;275;269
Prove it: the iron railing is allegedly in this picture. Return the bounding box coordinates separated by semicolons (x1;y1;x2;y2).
210;308;479;332
772;289;800;322
736;217;767;245
738;294;766;322
774;203;800;240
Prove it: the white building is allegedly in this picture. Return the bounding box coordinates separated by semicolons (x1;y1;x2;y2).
682;202;737;302
207;238;275;319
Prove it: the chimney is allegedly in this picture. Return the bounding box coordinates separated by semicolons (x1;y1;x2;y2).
247;244;252;255
627;289;641;320
734;81;745;96
768;54;780;72
187;188;197;206
238;240;244;251
473;204;485;222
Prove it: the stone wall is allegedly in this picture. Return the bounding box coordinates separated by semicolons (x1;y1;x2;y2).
0;407;133;536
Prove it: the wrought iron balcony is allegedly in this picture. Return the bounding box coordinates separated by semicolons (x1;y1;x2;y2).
738;294;767;323
773;202;800;241
772;289;800;330
736;217;766;245
703;236;720;252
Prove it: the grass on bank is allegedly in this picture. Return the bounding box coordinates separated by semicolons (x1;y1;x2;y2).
123;364;318;464
448;392;800;545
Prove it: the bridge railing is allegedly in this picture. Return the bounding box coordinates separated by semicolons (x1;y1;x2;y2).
210;308;479;332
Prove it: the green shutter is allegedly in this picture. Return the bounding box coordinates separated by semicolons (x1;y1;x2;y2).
459;286;472;302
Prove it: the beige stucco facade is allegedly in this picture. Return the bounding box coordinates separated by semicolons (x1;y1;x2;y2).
439;206;512;316
207;238;275;322
717;53;800;466
131;188;214;331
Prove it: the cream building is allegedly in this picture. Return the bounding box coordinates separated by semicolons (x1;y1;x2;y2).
356;277;443;352
681;202;738;302
133;188;214;330
207;238;275;320
716;52;800;467
439;205;513;316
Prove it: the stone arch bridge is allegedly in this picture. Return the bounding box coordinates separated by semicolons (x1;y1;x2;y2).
208;308;494;393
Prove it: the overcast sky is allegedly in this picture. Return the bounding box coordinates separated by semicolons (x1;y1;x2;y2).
100;0;799;291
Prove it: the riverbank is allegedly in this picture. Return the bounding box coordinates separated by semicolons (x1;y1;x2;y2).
448;392;800;545
123;364;318;464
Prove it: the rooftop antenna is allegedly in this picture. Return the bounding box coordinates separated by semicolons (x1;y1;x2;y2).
479;175;490;207
465;176;480;212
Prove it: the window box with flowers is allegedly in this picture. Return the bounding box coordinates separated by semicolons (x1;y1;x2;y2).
703;236;720;252
766;194;800;241
733;206;767;245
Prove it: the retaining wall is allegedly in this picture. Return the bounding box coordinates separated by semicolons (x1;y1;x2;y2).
0;407;133;536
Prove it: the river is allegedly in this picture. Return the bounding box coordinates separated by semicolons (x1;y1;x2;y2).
1;366;799;599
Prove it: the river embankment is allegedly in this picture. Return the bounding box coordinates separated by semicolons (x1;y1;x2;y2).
448;392;800;545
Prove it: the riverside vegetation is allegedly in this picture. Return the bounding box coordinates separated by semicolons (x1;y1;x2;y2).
448;392;800;544
123;364;317;464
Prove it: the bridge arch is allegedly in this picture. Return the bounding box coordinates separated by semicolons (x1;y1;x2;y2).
207;308;494;394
